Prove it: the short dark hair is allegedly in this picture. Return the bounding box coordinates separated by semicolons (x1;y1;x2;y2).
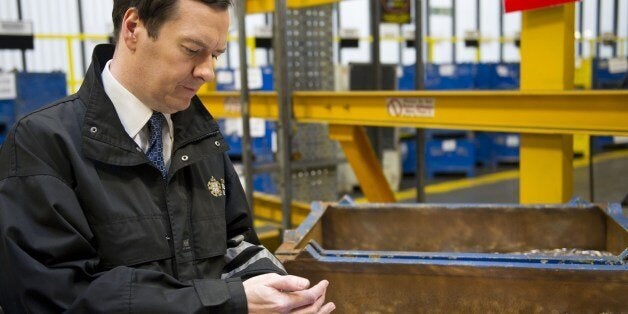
112;0;231;43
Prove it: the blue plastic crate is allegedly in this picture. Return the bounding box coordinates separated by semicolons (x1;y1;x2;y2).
425;139;476;179
215;68;236;91
0;72;66;144
591;136;615;152
259;65;274;91
475;63;520;90
491;63;520;89
15;72;67;118
0;101;16;136
473;132;496;168
400;137;417;175
593;58;627;89
215;66;274;92
428;63;476;90
491;133;520;164
253;172;278;194
425;128;471;140
218;119;276;159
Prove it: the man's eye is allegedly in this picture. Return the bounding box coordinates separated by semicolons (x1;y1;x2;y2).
184;47;199;55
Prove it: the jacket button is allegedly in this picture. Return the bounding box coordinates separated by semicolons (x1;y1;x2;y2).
214;141;221;147
135;147;142;152
181;155;189;161
90;127;98;133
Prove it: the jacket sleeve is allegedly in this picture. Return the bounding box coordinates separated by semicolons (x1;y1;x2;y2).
222;153;288;280
0;125;247;313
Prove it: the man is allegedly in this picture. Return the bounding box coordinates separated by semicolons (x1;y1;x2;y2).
0;0;335;312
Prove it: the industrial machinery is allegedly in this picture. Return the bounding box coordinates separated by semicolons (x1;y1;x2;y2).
276;201;628;312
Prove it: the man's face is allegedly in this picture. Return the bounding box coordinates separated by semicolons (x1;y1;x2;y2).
131;0;229;114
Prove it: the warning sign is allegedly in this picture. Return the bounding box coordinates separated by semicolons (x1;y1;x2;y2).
387;98;435;118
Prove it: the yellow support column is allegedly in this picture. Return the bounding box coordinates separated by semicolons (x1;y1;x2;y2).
520;4;575;203
329;125;395;203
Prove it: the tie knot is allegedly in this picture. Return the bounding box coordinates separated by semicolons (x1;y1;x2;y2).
148;112;166;131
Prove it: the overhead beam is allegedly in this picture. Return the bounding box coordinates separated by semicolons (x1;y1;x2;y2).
246;0;340;14
199;90;628;136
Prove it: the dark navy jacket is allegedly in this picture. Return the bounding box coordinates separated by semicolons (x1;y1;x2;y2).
0;44;285;313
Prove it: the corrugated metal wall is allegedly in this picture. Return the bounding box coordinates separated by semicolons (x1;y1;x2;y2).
0;0;111;89
0;0;22;71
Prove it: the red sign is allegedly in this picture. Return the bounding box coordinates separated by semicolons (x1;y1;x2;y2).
504;0;578;13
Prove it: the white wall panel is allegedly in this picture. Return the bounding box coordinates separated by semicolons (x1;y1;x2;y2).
1;0;623;81
0;0;23;71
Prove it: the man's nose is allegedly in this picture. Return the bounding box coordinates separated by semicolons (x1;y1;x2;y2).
193;55;215;82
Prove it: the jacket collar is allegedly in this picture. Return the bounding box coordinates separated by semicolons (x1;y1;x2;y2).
79;44;221;166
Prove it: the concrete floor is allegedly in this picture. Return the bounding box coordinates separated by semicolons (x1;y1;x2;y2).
397;148;628;206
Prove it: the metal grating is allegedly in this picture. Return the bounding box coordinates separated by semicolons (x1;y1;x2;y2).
275;4;339;202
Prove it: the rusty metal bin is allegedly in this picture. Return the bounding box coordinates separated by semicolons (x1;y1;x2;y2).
276;202;628;313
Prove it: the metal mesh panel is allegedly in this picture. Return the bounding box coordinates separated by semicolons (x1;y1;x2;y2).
275;5;339;202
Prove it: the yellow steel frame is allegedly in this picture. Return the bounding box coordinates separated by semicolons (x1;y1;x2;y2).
200;88;627;204
35;33;110;93
200;90;628;136
246;0;340;14
199;2;628;205
328;125;395;202
520;4;574;204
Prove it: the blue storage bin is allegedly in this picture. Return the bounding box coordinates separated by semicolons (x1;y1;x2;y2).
425;138;475;179
491;133;520;164
428;63;476;90
253;172;278;194
491;63;520;89
473;131;496;168
475;63;520;90
15;72;67;118
215;68;236;91
0;72;66;144
400;137;417;175
592;58;627;89
218;119;276;159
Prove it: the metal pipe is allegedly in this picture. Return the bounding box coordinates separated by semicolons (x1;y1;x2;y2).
370;0;383;161
426;0;431;41
589;137;595;202
334;2;341;65
236;0;255;217
578;1;583;57
612;0;618;57
595;0;601;58
265;13;272;65
415;0;426;203
476;0;481;62
499;0;504;62
452;0;457;63
273;0;293;230
76;0;86;75
17;0;27;71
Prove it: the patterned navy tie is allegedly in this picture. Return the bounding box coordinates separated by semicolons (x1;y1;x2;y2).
146;112;167;178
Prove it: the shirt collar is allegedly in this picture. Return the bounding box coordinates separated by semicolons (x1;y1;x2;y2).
101;59;172;138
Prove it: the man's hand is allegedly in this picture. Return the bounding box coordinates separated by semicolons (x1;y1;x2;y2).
243;273;335;313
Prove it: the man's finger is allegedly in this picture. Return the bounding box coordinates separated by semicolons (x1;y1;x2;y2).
317;302;336;314
266;275;311;292
284;280;329;311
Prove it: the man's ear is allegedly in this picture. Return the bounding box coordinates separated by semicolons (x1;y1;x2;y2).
120;8;141;51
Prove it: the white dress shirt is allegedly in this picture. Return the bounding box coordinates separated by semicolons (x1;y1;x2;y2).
101;59;174;168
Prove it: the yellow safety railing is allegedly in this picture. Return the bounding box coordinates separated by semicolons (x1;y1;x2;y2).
34;33;110;93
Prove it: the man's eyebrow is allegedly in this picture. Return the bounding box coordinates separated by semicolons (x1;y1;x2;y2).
183;38;226;54
182;38;209;49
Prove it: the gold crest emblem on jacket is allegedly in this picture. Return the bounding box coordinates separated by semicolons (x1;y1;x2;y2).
208;176;226;197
